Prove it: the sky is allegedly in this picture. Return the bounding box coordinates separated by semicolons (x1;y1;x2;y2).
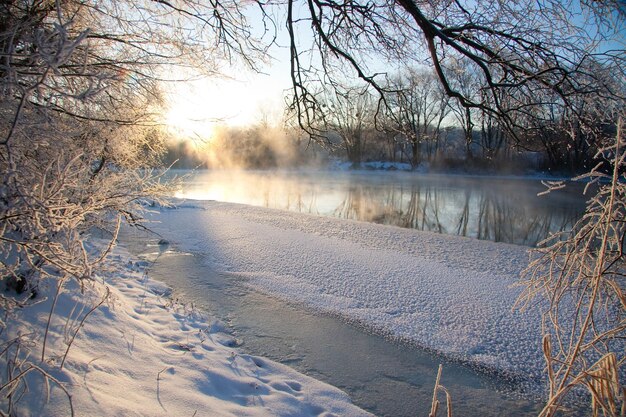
163;5;296;140
161;1;626;142
164;69;289;138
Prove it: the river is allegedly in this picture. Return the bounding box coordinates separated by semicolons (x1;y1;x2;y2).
170;169;588;246
123;170;589;416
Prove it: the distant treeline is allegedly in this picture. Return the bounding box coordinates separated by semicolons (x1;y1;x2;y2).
162;124;328;170
164;70;621;175
162;121;615;175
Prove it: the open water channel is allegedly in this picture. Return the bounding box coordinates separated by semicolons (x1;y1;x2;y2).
123;171;589;416
170;170;588;246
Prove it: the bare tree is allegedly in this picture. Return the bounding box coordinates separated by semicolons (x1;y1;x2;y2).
385;68;450;168
0;0;272;286
477;89;509;162
443;59;479;160
320;86;375;167
283;0;623;146
509;60;625;172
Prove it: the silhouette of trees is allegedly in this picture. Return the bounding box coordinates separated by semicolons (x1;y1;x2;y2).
384;68;450;168
321;87;376;167
284;0;624;146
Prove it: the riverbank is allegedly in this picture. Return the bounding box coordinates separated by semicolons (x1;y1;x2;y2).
123;223;551;417
2;242;372;416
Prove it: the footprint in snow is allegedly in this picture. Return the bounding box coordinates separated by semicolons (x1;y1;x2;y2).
217;336;242;348
269;380;303;395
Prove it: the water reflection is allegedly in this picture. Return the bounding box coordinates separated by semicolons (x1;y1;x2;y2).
173;170;587;246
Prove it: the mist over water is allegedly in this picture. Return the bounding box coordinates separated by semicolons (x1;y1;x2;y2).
171;169;587;246
164;124;331;170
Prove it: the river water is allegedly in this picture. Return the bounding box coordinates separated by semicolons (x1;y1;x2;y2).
124;171;589;416
171;170;588;246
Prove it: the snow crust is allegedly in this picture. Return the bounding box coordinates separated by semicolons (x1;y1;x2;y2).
151;200;545;383
5;244;372;417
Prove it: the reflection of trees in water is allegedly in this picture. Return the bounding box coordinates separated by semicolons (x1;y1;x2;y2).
200;173;580;245
476;191;509;242
474;190;579;245
285;187;319;215
260;178;321;215
456;190;471;237
332;184;448;234
398;186;444;233
329;182;582;246
331;185;405;224
328;187;368;223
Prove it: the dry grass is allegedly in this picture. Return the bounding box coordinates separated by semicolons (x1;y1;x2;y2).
517;117;625;417
429;364;452;417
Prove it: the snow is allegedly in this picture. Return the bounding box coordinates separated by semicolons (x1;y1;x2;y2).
4;196;551;416
2;243;372;416
149;200;545;383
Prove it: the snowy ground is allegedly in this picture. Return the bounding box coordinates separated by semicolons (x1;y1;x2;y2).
3;197;550;416
2;243;372;416
148;200;545;383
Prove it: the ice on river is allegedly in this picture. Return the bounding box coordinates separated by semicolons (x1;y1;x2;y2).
151;200;544;383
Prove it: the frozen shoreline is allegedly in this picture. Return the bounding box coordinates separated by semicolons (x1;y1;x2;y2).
3;241;372;416
147;200;545;384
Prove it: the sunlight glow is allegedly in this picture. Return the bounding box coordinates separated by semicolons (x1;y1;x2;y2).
165;101;217;141
163;72;288;141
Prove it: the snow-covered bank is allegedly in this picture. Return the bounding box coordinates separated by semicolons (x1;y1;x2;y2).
150;200;545;384
2;244;372;416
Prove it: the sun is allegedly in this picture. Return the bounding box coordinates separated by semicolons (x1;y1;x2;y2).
164;93;219;141
165;106;216;141
162;72;288;139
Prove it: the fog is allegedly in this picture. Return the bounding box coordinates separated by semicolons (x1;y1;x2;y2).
163;120;558;175
163;123;332;169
